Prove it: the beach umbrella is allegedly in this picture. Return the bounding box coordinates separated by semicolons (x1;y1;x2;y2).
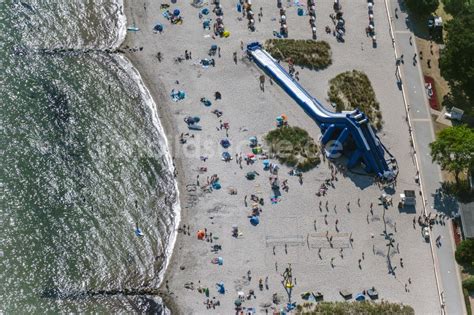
263;160;270;169
234;299;242;307
222;151;231;161
197;230;205;240
250;216;259;226
173;9;180;16
201;8;209;15
220;139;231;148
249;136;257;144
355;293;366;301
153;23;164;32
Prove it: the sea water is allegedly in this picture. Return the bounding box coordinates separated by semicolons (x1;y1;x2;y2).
0;0;177;312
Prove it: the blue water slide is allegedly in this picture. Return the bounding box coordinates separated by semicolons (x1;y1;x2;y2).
247;42;396;179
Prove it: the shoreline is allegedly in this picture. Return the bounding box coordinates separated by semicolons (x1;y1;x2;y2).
112;53;183;293
119;0;441;314
118;4;187;312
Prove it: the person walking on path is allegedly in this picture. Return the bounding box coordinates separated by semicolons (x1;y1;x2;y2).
409;35;412;45
259;75;265;91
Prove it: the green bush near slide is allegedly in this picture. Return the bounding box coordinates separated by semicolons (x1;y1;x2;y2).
265;39;332;70
328;70;383;130
265;126;320;171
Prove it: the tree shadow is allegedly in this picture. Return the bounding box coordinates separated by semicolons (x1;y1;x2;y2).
396;0;444;43
433;184;462;216
399;204;416;214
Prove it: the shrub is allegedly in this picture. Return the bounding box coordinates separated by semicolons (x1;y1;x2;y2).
455;239;474;266
265;39;332;70
328;70;383;130
265;126;320;171
463;276;474;291
296;301;414;314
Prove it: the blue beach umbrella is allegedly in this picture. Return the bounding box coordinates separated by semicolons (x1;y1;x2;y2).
220;139;230;148
173;9;180;16
250;216;259;226
355;293;366;301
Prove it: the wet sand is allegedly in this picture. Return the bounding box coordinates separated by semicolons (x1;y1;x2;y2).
121;0;440;314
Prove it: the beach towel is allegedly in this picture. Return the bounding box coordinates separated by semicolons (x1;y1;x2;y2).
273;31;283;38
216;282;225;294
162;10;170;19
270;196;281;204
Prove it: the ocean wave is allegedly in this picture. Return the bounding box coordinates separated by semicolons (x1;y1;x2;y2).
113;54;181;285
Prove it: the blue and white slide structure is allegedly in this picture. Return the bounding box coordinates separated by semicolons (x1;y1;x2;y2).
247;42;397;180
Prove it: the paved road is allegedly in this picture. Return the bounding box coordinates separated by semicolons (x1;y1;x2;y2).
386;0;466;314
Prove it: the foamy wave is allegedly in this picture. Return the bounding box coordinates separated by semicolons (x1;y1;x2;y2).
113;0;127;49
113;54;181;285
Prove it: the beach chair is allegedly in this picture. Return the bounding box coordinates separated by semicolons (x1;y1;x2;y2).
339;289;352;300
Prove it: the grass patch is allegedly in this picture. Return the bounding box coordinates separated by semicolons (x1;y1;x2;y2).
265;126;320;171
328;70;383;130
295;301;415;314
463;288;473;315
265;39;332;70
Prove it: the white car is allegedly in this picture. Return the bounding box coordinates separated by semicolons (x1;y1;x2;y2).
422;227;430;241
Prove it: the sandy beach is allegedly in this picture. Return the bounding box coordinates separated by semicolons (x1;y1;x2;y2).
121;0;441;313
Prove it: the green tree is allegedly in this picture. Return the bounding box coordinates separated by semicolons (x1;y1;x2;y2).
405;0;439;15
429;125;474;184
455;239;474;266
463;276;474;291
439;10;474;102
443;0;474;16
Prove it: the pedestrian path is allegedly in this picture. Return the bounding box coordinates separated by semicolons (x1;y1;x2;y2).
385;0;466;313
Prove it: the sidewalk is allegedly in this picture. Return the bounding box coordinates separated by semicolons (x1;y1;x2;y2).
386;0;466;314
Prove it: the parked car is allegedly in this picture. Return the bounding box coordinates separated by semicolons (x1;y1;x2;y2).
422;226;430;241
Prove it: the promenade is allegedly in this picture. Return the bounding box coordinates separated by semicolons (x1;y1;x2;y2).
387;0;465;313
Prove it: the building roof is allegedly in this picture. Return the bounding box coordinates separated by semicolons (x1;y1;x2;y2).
460;202;474;238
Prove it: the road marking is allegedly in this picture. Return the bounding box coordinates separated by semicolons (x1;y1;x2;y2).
411;118;431;122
